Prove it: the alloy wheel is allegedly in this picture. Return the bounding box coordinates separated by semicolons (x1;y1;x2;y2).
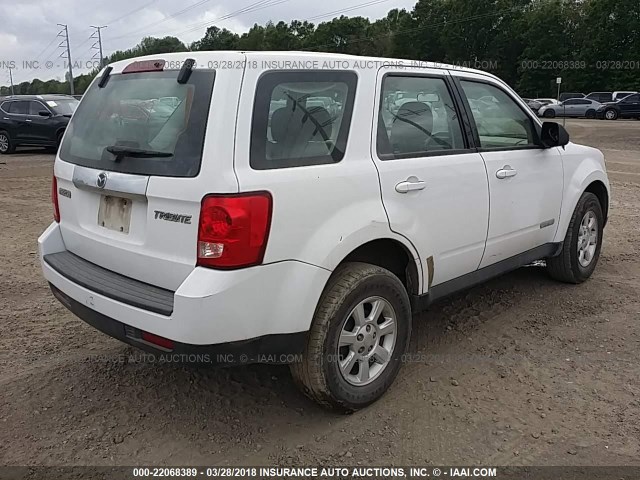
0;134;8;153
577;210;598;268
338;296;397;386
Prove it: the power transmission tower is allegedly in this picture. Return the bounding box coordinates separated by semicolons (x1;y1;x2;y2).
8;68;15;95
57;23;74;95
90;25;107;68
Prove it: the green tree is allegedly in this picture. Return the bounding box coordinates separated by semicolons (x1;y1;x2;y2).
191;26;239;51
309;16;374;55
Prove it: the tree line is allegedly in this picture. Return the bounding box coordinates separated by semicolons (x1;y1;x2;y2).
2;0;638;98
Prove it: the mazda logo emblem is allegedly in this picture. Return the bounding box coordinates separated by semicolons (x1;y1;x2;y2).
96;172;108;189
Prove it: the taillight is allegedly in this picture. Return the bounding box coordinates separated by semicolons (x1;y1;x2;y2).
52;176;60;223
197;192;272;269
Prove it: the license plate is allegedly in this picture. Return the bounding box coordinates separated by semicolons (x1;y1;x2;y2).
98;195;132;234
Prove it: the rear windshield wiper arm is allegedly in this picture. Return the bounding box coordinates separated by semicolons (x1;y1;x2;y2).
105;146;173;162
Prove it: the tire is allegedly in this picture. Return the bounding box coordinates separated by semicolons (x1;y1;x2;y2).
604;109;618;120
290;262;411;412
0;130;15;154
585;109;596;119
543;110;556;118
547;192;604;284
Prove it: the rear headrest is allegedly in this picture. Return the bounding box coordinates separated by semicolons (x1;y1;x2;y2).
395;102;433;134
270;106;333;144
270;107;290;143
390;101;433;155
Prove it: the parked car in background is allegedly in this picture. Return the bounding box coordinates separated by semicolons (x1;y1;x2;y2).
535;98;559;106
539;98;601;118
585;92;613;103
596;93;640;120
559;92;585;102
39;51;610;411
612;91;637;101
522;98;543;113
0;95;79;154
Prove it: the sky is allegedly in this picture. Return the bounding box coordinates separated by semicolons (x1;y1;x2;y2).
0;0;417;86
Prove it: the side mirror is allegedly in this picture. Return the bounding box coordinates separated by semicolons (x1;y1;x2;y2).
38;110;52;117
540;121;570;148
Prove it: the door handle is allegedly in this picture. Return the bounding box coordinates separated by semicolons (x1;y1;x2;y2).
496;166;517;179
395;178;426;193
24;119;32;123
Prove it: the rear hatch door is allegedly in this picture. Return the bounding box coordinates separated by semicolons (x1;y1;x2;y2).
55;52;245;291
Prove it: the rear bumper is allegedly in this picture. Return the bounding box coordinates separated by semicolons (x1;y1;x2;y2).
49;284;306;364
39;223;331;355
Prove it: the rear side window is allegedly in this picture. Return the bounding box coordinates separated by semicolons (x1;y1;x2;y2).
250;71;357;170
460;81;537;149
377;75;465;159
59;69;215;177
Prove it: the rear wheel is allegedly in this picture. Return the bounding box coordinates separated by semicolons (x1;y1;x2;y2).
547;192;604;284
604;109;618;120
0;131;15;154
290;262;411;412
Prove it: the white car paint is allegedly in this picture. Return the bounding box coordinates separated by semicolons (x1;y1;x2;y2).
39;51;609;348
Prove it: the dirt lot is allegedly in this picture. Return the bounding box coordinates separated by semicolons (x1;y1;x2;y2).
1;119;639;467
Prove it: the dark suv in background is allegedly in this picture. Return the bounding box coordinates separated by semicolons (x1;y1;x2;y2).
596;93;640;120
0;95;79;154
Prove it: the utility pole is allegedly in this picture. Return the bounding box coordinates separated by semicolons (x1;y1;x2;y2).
57;23;74;95
8;68;15;95
90;25;107;68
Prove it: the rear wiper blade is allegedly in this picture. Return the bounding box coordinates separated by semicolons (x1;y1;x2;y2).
105;146;173;162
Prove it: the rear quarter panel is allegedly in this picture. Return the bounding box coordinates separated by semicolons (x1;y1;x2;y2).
233;54;422;289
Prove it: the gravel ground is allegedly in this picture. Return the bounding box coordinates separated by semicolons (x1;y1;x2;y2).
0;120;639;467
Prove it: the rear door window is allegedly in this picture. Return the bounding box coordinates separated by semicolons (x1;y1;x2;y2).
377;75;465;158
9;101;29;115
59;69;215;177
250;71;357;170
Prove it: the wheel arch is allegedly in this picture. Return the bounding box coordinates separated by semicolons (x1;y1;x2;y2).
55;127;66;142
331;237;423;298
585;180;609;226
554;164;610;244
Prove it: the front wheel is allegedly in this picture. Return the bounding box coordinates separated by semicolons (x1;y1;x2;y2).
585;109;596;119
547;192;604;283
543;110;556;118
604;109;618;120
290;262;411;412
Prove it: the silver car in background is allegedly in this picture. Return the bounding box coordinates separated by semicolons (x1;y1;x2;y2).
538;98;601;119
535;98;560;106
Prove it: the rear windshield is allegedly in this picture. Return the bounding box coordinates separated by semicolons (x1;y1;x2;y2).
59;69;215;177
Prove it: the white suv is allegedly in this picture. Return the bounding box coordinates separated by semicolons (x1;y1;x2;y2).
39;52;610;411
